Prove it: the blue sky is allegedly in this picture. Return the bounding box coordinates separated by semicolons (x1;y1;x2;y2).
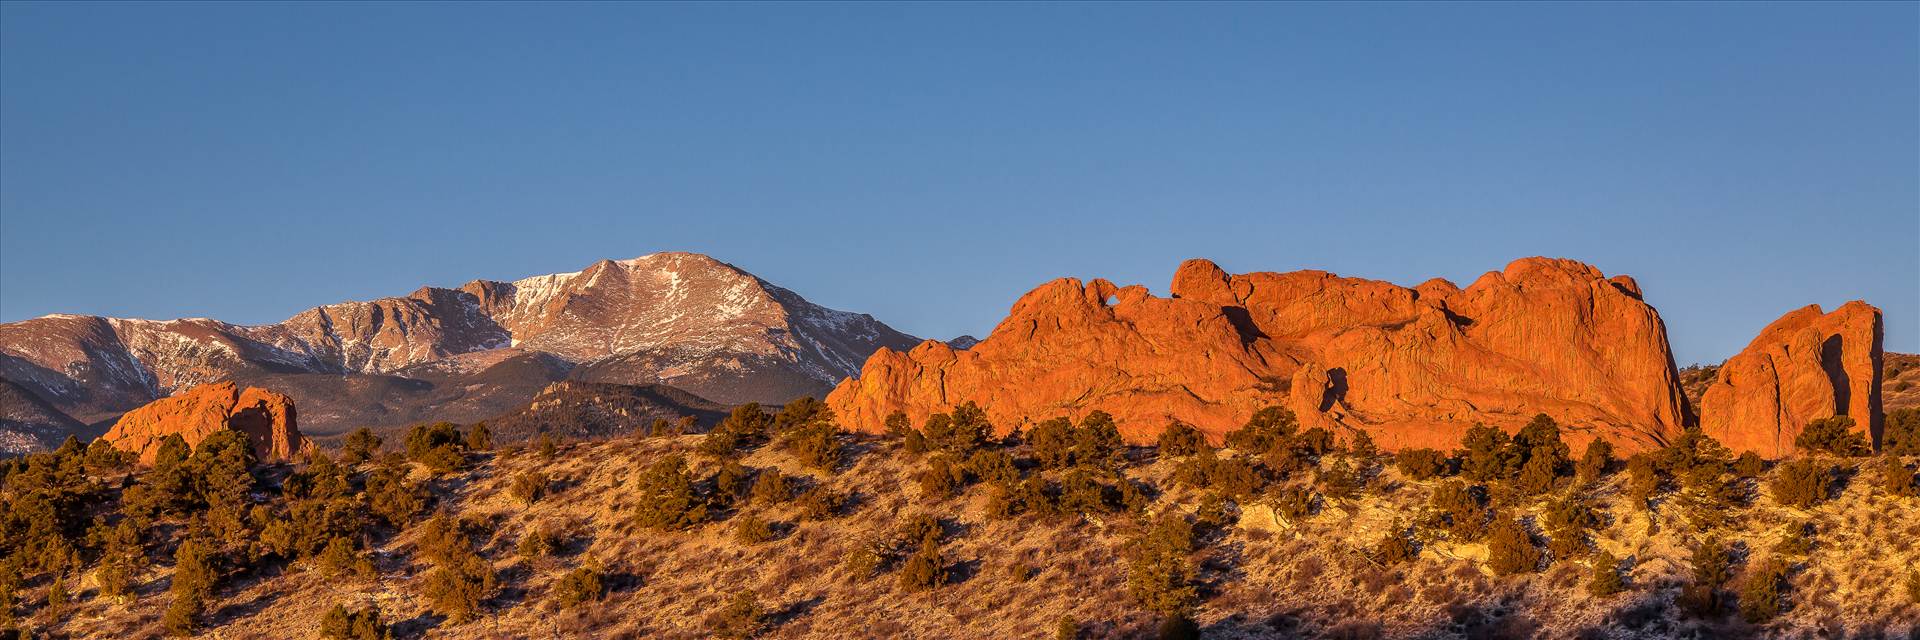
2;2;1914;365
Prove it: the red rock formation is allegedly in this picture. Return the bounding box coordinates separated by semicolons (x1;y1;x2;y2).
827;258;1692;452
1698;302;1884;457
102;382;311;465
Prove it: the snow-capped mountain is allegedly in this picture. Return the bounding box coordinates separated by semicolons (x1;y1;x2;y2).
0;252;919;444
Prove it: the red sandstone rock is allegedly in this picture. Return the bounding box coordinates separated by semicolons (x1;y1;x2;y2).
102;382;311;464
827;257;1693;452
1698;302;1884;457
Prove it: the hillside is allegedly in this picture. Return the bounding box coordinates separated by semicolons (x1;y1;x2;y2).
480;381;730;443
5;404;1917;639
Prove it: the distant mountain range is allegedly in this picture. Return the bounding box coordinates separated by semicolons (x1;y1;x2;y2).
0;252;919;452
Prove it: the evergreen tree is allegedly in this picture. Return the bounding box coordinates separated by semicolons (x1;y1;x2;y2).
1587;550;1626;596
1485;512;1542;576
631;454;706;530
341;428;382;466
1794;416;1868;457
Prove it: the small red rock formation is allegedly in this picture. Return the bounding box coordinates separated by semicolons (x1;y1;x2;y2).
102;382;311;464
828;258;1693;452
1698;302;1884;457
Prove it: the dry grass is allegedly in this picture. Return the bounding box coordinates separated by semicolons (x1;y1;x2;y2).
38;438;1920;639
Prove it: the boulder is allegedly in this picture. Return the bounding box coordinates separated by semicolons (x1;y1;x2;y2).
102;381;311;464
1698;302;1884;457
827;257;1692;452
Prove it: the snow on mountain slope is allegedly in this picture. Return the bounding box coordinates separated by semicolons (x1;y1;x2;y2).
0;252;919;435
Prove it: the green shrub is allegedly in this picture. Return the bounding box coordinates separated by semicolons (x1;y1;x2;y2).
1587;550;1625;596
1396;449;1448;480
1625;454;1662;507
1157;422;1208;458
1058;471;1117;515
341;429;382;466
1795;416;1868;457
1679;536;1733;617
509;471;549;506
404;422;466;472
422;552;495;623
517;525;558;558
1732;451;1766;478
464;423;493;451
733;515;774;545
552;561;606;608
1738;558;1789;623
702;404;773;457
1347;430;1380;459
364;467;423;528
1771;521;1814;556
1295;427;1337;456
1576;438;1614;482
1885;408;1920;456
1271;486;1315;520
1125;513;1197;615
918;455;969;498
631;454;707;530
163;538;215;637
1053;616;1079;640
898;542;948;591
1374;527;1417;565
1224;406;1298;453
1029;413;1122;470
963;449;1019;487
782;422;841;473
840;538;886;578
83;438;133;475
1484;513;1541;576
895;513;943;550
1460;424;1520;482
1429;480;1488;541
1770;459;1834;508
794;485;845;520
319;603;389;640
1316;458;1360;501
1876;456;1917;497
883;411;913;438
705;591;767;639
922;402;995;456
1172;449;1266;497
317;536;375;579
714;461;752;505
748;469;791;505
1513;455;1558;496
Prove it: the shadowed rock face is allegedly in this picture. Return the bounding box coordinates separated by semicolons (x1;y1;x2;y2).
829;257;1693;452
101;382;312;465
1699;302;1884;457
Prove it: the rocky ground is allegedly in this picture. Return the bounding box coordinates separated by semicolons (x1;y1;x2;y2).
30;431;1920;640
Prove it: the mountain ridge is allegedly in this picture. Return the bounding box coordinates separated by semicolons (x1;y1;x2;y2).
0;252;918;450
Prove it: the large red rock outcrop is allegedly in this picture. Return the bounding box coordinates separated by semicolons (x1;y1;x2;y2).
827;258;1692;452
102;382;312;465
1698;302;1884;457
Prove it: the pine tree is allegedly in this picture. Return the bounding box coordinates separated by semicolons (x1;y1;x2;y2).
341;428;382;466
1484;512;1542;576
631;454;706;530
1586;550;1625;596
164;538;216;637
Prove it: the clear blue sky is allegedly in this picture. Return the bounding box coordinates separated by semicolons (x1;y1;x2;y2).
2;2;1914;365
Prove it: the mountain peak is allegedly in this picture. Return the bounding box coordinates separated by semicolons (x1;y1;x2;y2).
0;252;919;443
